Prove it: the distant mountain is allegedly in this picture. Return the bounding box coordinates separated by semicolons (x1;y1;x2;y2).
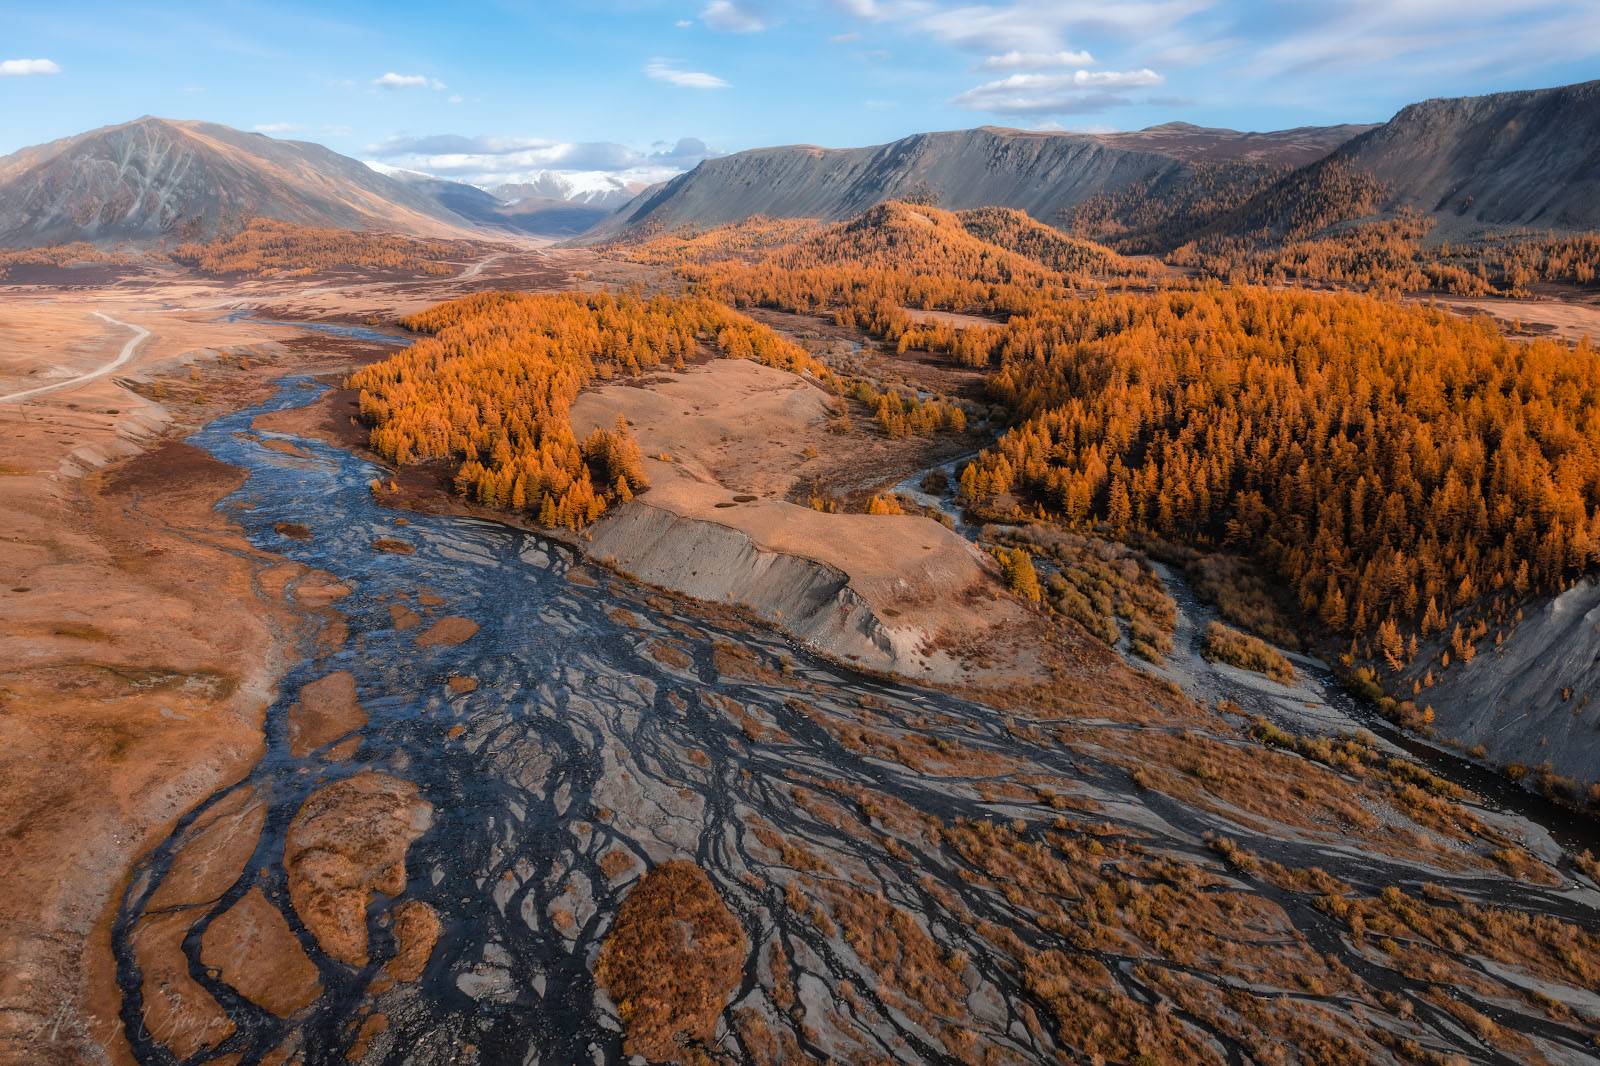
592;81;1600;245
586;122;1367;241
490;175;642;209
369;163;614;239
9;81;1591;252
1079;80;1600;250
0;117;479;247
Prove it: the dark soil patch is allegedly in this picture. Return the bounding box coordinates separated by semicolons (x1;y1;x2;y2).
101;440;247;504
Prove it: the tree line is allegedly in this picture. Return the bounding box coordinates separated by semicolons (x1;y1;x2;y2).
956;286;1600;662
172;218;473;277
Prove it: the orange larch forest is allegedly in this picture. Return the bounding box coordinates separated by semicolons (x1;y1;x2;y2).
347;290;828;529
351;200;1600;681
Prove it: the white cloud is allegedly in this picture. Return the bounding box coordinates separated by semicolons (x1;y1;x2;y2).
1227;0;1600;83
367;133;724;189
644;59;729;88
0;58;61;77
372;72;445;90
676;19;693;27
702;1;767;32
829;32;862;42
951;67;1163;114
981;49;1095;69
252;122;302;133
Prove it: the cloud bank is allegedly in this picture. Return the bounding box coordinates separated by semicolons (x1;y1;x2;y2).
367;132;724;192
951;67;1164;114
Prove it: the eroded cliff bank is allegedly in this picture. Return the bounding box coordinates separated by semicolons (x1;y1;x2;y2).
1410;577;1600;794
572;359;1043;683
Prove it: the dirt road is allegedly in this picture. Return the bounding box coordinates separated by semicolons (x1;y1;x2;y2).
0;313;150;405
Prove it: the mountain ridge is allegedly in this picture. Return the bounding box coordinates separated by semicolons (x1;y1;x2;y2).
592;80;1600;245
588;126;1210;240
3;80;1595;251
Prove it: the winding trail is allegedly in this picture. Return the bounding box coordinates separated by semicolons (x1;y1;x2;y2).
0;311;150;404
457;252;504;280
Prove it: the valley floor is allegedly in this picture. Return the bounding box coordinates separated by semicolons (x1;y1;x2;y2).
3;257;1600;1066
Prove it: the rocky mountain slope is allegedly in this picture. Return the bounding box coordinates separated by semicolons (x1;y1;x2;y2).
0;117;482;247
6;79;1594;249
1406;578;1600;795
1102;80;1600;247
590;128;1190;237
1313;78;1600;233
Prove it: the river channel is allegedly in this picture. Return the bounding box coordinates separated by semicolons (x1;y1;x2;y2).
110;362;1600;1066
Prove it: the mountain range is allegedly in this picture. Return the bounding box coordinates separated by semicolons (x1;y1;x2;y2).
0;118;618;246
587;121;1373;240
0;79;1595;251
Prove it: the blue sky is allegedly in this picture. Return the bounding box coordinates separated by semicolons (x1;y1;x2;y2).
2;1;1596;192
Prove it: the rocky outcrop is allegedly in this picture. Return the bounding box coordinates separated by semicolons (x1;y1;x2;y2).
1409;577;1600;792
570;358;1043;683
587;496;1038;683
199;888;323;1018
286;670;367;758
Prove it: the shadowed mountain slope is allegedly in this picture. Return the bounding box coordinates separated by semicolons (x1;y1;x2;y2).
1317;79;1600;233
595;81;1599;247
592;128;1197;238
1103;80;1600;249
